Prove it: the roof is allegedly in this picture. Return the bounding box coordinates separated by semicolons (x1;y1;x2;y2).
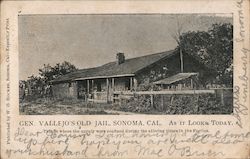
52;50;176;83
153;73;198;85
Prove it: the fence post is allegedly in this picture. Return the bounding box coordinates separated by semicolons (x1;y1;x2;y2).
170;96;174;105
161;94;164;111
106;78;109;103
119;92;123;106
150;89;154;107
221;89;224;106
112;78;115;104
196;95;199;113
150;94;154;107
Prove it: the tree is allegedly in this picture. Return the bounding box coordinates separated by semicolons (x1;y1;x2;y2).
26;75;44;96
21;61;77;98
39;61;77;83
207;23;233;78
179;23;233;86
171;15;184;72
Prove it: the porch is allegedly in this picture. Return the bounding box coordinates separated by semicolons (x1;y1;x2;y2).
75;75;137;103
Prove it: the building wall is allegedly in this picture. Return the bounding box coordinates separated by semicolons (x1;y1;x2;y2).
52;82;77;99
77;80;87;99
135;53;213;87
114;77;129;91
135;53;182;85
100;80;108;91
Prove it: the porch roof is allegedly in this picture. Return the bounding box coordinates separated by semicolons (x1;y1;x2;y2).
153;73;198;85
75;74;135;80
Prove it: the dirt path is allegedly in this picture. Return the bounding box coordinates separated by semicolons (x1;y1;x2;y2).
104;110;138;115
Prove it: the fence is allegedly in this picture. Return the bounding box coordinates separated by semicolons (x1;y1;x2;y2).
114;89;216;104
87;92;108;103
114;88;233;114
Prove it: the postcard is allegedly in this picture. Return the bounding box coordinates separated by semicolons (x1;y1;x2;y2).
1;0;249;158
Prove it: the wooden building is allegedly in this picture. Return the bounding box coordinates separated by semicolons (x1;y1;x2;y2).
51;49;215;103
153;72;199;90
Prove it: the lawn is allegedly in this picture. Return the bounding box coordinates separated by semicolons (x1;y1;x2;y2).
19;98;124;115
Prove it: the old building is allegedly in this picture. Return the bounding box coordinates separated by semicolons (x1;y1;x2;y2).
51;49;215;103
153;73;199;90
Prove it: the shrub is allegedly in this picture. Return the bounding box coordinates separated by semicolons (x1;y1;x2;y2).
120;95;153;113
120;93;233;114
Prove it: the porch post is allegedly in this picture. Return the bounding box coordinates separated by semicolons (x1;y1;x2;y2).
130;77;133;91
190;78;193;89
87;80;89;101
112;78;115;90
112;78;115;103
106;78;109;103
92;80;94;91
133;78;138;91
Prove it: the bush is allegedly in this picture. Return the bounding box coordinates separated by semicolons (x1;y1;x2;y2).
120;95;153;113
119;93;233;114
162;94;232;114
162;95;198;114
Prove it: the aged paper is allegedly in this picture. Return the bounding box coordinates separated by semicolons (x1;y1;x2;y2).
1;0;250;158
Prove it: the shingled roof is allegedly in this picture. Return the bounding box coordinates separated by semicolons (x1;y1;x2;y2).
51;50;176;83
153;73;198;85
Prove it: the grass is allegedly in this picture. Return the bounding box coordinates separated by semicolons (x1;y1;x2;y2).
20;94;232;115
19;98;120;115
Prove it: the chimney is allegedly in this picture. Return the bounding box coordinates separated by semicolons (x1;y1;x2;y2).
116;53;125;65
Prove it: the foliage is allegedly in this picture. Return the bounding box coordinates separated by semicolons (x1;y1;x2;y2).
197;94;233;114
179;23;233;86
27;75;44;88
120;95;153;113
39;61;77;83
21;61;77;99
120;93;233;114
164;95;197;114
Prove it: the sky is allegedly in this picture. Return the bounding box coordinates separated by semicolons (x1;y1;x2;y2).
19;14;232;80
